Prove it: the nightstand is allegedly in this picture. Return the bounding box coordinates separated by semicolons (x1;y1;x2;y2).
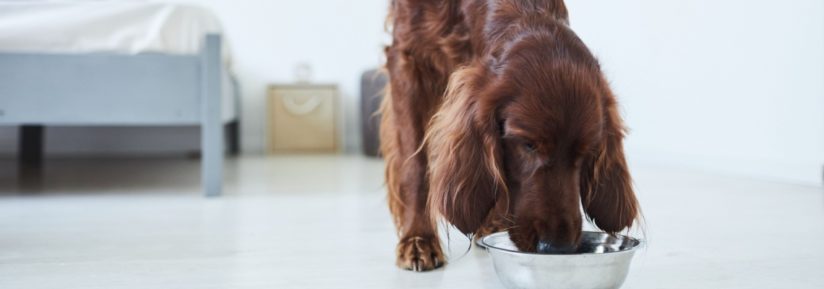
267;84;338;153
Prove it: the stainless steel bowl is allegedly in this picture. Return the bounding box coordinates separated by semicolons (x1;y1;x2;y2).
481;231;641;289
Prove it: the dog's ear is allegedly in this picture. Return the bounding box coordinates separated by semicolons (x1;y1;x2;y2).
580;83;639;233
426;65;507;234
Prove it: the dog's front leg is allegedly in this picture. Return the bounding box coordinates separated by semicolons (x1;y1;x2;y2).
381;48;447;272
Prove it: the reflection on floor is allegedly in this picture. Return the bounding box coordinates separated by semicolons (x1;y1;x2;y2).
0;155;822;289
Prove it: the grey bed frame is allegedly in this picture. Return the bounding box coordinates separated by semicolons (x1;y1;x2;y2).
0;34;237;197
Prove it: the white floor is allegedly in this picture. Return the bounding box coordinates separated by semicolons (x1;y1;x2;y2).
0;155;822;289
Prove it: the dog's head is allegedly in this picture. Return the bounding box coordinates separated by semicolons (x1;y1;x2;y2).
426;16;638;252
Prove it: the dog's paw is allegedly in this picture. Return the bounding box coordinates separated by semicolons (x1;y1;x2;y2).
396;236;445;272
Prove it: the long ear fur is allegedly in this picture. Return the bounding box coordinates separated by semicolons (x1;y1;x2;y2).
580;84;639;233
426;66;507;234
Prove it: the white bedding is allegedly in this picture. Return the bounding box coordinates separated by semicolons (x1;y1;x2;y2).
0;1;229;58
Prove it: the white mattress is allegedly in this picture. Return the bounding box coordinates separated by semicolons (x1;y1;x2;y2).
0;1;229;59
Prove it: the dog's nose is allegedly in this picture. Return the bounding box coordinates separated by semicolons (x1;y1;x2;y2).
536;239;578;254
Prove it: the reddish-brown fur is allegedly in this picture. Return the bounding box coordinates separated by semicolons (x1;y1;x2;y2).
381;0;639;271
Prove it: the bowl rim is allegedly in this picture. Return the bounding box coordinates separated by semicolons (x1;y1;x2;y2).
480;231;643;256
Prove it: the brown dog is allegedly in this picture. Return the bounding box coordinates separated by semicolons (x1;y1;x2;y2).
380;0;639;271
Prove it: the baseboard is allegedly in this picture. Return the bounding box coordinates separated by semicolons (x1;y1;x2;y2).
627;147;823;187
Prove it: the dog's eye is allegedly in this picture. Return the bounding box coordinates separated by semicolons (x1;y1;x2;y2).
523;142;537;152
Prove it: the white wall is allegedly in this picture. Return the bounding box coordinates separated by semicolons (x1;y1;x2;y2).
566;0;824;185
0;0;821;185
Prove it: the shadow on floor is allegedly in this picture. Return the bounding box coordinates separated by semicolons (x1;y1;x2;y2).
0;157;209;196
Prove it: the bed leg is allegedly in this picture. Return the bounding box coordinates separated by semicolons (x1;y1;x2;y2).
226;120;240;156
201;34;223;197
19;125;44;176
202;121;222;197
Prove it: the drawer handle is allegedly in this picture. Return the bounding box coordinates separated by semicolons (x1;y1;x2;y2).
282;94;323;116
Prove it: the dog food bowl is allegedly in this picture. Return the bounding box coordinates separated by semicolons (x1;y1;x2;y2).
481;231;641;289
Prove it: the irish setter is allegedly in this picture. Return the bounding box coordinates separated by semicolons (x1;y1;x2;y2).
380;0;639;271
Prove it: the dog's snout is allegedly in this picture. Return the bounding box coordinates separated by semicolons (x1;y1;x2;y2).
509;216;582;252
536;240;577;254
